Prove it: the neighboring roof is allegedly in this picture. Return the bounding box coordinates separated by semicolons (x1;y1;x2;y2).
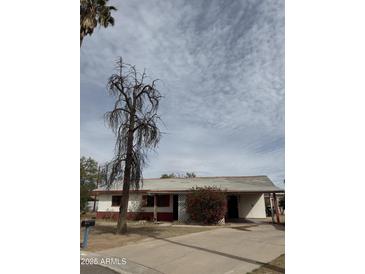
93;176;284;194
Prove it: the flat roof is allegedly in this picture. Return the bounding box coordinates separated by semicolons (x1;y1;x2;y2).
93;175;284;194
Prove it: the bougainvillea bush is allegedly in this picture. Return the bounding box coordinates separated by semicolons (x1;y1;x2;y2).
186;186;227;224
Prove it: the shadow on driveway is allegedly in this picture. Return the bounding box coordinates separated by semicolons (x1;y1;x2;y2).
150;235;284;273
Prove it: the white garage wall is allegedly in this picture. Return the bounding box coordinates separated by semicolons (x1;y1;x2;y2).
238;193;266;218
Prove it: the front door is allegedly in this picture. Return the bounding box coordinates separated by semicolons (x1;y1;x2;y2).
173;194;178;220
227;195;239;219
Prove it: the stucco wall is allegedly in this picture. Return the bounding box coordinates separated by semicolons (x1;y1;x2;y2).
97;193;141;212
97;193;173;213
238;193;266;218
97;192;266;219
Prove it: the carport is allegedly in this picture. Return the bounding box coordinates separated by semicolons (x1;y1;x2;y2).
225;190;284;224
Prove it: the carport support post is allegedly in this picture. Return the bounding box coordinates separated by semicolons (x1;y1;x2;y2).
269;194;275;223
273;193;281;224
153;194;157;222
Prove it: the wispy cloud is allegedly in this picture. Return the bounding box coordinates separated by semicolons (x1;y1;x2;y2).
81;0;284;186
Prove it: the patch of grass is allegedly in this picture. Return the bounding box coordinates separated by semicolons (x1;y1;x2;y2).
247;254;285;274
81;221;216;252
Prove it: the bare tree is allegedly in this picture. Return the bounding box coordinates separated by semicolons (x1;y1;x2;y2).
105;58;162;234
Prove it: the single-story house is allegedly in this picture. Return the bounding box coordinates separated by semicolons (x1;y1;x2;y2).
91;175;284;222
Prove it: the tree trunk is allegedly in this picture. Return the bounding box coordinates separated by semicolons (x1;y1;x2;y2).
80;35;83;47
117;178;130;233
93;167;101;212
116;106;135;234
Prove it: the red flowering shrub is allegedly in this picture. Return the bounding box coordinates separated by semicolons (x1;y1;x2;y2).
186;186;227;224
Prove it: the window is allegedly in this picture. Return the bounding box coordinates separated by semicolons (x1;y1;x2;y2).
157;195;170;207
142;195;170;207
112;195;122;206
143;195;154;207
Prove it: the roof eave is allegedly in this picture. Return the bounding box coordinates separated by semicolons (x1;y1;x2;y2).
91;189;285;195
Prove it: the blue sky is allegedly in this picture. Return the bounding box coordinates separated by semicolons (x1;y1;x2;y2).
80;0;284;187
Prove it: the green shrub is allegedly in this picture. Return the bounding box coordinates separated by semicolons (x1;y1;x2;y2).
186;186;227;224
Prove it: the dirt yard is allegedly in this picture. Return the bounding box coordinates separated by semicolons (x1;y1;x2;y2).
80;221;217;252
247;254;285;274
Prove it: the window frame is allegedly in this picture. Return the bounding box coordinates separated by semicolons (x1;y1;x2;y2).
156;194;170;207
142;194;170;207
111;195;122;207
143;195;155;207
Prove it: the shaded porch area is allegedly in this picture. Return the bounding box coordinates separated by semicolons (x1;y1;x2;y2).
225;191;284;224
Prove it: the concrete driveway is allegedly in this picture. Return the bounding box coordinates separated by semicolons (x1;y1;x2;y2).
93;224;284;274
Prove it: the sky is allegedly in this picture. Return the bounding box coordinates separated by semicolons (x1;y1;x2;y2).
80;0;284;187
